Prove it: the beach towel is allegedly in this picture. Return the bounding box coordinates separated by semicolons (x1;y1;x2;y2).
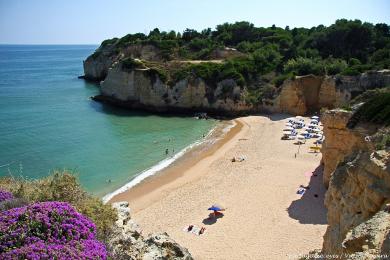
297;188;306;195
183;225;205;236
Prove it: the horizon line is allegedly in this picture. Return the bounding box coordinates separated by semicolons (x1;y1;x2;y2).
0;43;99;45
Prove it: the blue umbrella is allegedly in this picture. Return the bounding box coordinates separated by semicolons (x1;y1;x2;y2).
208;206;222;211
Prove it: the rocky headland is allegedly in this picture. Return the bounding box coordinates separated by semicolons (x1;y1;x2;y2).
83;40;390;117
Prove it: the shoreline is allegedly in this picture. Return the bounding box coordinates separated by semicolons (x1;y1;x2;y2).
109;118;243;208
109;114;327;259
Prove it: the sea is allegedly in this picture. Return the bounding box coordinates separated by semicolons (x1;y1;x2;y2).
0;45;217;198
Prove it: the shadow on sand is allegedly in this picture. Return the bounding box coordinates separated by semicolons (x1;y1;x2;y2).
287;165;327;225
202;213;224;225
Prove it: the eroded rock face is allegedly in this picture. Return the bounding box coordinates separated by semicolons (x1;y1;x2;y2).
109;202;193;260
99;63;253;115
321;109;369;187
83;52;118;81
83;44;163;81
274;71;390;115
276;75;323;115
84;43;390;116
323;150;390;258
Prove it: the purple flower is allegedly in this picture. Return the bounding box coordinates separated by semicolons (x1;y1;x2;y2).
0;190;13;202
0;201;107;259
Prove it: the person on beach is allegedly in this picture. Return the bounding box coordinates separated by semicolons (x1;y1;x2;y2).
165;148;169;155
187;225;194;231
199;227;206;235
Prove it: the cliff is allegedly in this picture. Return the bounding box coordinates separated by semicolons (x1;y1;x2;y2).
320;108;390;258
323;149;390;258
83;44;164;81
109;202;193;260
84;44;390;116
275;71;390;115
96;61;253;116
320;109;371;187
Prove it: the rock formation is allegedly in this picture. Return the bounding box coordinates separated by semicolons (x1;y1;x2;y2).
275;70;390;115
84;45;390;116
320;109;371;187
323;149;390;258
96;62;253;116
320;108;390;259
109;201;193;260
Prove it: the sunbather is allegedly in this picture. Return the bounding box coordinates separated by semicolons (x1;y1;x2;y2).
199;227;206;235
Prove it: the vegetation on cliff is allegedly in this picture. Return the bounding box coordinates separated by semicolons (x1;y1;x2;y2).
89;19;390;106
94;19;390;77
347;90;390;127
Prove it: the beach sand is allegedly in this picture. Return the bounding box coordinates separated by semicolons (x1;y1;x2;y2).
110;115;327;259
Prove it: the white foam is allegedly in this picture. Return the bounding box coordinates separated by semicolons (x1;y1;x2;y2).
102;124;223;204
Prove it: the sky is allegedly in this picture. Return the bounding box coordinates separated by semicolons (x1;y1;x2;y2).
0;0;389;44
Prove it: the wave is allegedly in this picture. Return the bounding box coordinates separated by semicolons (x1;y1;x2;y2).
102;123;225;204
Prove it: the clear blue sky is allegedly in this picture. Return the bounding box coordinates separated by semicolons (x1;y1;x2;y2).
0;0;389;44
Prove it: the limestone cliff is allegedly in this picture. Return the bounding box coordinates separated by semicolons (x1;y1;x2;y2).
274;70;390;115
83;44;164;81
323;149;390;258
321;109;371;187
109;202;193;260
95;61;254;116
320;108;390;259
83;40;390;116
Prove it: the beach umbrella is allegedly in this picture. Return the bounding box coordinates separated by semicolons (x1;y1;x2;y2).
208;206;222;211
310;120;319;124
302;130;309;134
309;123;317;127
313;128;321;133
311;116;319;119
208;204;225;211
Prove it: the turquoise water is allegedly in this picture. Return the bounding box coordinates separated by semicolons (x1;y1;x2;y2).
0;45;216;197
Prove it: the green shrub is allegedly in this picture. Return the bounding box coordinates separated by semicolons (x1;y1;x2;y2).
376;134;390;150
325;58;348;75
101;38;118;47
284;57;325;75
121;57;146;70
341;67;361;76
272;73;294;87
348;92;390;127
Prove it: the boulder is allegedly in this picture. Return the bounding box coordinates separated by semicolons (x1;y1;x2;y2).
109;201;193;260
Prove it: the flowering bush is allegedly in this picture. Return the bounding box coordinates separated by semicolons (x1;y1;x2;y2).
0;201;107;259
0;190;13;202
0;172;117;242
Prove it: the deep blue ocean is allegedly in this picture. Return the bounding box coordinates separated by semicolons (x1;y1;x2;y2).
0;45;216;197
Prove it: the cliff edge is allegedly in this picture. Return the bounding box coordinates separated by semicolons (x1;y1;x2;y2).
320;93;390;259
83;42;390;116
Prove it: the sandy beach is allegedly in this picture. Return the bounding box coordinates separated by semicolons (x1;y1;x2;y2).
110;114;327;259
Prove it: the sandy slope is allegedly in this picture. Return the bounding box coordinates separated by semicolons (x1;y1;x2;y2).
112;115;327;260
